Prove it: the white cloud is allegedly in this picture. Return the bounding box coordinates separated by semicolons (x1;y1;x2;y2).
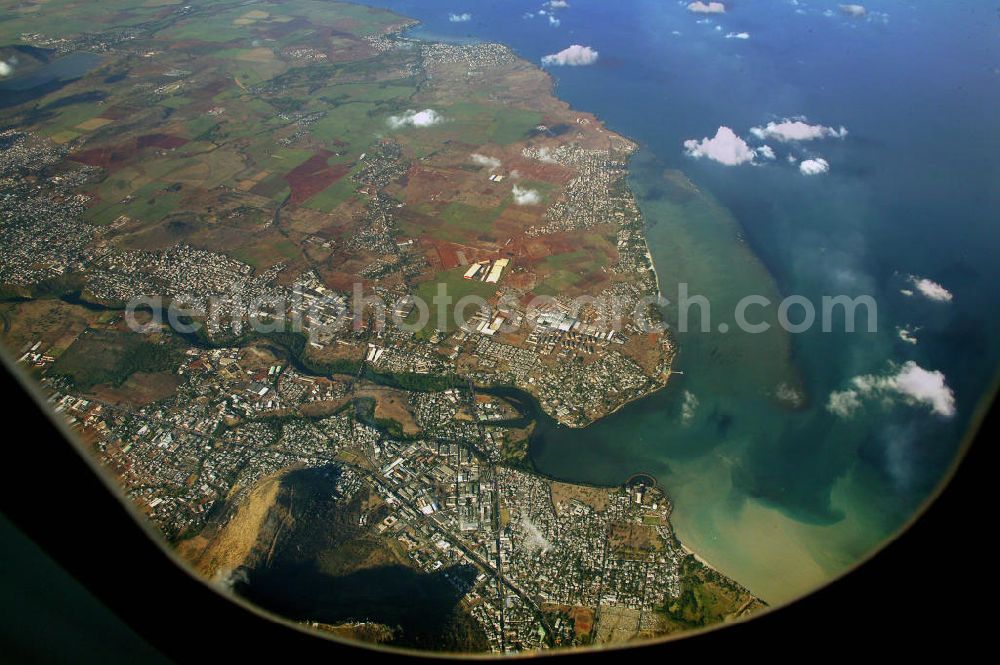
387;109;443;129
448;12;471;23
687;1;726;14
839;4;867;17
512;185;542;205
776;382;804;408
799;158;830;175
907;275;953;303
897;325;919;345
757;145;776;160
536;147;558;163
541;44;598;66
750;119;848;142
0;59;15;77
725;32;750;40
827;361;956;418
683;126;758;166
893;363;956;417
548;15;561;27
470;153;501;170
546;0;570;8
829;5;888;23
827;390;862;417
681;390;699;425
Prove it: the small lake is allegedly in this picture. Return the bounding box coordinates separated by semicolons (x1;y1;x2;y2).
0;51;104;109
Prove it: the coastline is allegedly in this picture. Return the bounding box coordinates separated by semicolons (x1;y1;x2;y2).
384;10;743;584
395;19;677;427
5;0;990;646
4;0;996;654
352;4;748;603
12;0;752;632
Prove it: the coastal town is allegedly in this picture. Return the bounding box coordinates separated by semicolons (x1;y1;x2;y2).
52;362;691;652
38;334;760;651
0;0;756;653
2;118;673;428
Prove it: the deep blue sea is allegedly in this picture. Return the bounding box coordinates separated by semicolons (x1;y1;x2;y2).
362;0;1000;602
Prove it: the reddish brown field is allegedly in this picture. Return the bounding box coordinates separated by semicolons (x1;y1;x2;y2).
166;38;218;51
539;233;582;256
69;146;126;170
71;134;188;170
260;16;311;39
494;206;542;240
404;165;453;193
428;240;496;271
575;272;610;293
506;157;576;184
187;78;230;102
285;151;350;205
569;606;595;636
504;271;535;290
323;269;366;292
507;233;580;263
137;134;188;150
434;241;460;270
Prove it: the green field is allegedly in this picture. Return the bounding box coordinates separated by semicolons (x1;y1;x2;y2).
534;250;594;295
0;0;170;40
440;202;504;233
302;163;365;212
86;183;185;226
229;238;302;269
406;269;499;336
534;270;582;296
49;329;182;391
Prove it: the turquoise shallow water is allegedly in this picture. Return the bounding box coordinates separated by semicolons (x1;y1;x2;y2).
365;0;1000;603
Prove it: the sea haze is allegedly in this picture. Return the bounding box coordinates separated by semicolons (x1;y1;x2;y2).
363;0;1000;603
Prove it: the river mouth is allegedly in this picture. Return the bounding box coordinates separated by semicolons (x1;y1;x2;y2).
25;179;912;607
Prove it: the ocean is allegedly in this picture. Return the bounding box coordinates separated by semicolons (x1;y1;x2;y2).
361;0;1000;604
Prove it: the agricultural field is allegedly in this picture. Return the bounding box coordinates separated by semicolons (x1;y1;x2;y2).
48;327;182;391
0;0;695;655
1;0;626;304
407;269;500;335
2;0;426;271
0;299;100;359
